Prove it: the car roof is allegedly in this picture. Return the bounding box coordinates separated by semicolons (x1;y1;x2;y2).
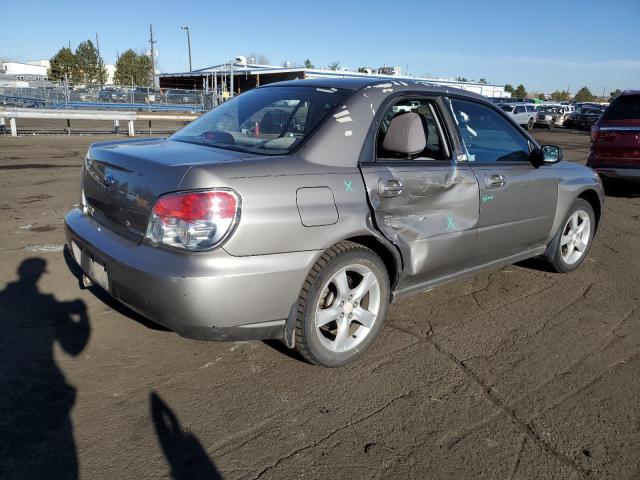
259;77;486;101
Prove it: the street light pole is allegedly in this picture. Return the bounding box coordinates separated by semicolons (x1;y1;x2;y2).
181;26;192;72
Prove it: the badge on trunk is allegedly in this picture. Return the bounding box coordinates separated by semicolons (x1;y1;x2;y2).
103;173;115;187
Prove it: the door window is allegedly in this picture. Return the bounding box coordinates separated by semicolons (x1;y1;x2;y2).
447;98;532;163
376;99;449;160
514;105;526;114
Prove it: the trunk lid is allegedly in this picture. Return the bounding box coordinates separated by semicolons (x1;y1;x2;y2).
83;138;254;241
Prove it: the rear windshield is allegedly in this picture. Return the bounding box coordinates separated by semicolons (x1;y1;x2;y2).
171;86;351;155
603;95;640;120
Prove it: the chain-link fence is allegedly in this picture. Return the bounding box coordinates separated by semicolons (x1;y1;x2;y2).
0;83;215;112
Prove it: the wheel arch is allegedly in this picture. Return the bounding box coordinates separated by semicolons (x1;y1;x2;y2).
343;234;401;292
577;188;602;234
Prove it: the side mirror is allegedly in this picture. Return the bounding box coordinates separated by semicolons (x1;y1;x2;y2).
541;145;562;163
531;144;562;167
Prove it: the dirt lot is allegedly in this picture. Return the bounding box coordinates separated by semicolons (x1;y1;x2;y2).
0;129;639;479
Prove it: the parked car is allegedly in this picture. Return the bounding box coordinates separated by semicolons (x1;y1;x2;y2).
587;90;640;182
536;104;572;128
499;103;537;130
572;106;606;130
98;87;128;103
165;89;201;105
65;78;603;367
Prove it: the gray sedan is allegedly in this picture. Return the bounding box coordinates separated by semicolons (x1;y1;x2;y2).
65;78;604;367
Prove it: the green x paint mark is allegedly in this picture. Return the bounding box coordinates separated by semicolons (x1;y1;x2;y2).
482;194;494;203
446;215;456;232
344;180;353;192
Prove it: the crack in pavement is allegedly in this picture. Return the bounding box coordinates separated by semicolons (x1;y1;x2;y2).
247;391;410;480
422;332;591;478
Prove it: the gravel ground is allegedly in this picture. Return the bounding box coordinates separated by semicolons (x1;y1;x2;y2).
0;129;638;480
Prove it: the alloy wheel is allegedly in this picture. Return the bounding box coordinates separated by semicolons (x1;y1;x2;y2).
314;264;381;353
560;210;591;265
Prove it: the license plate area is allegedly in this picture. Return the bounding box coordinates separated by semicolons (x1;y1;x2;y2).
72;240;110;291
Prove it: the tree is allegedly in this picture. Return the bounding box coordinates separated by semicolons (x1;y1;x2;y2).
479;78;488;84
75;40;107;84
504;84;515;95
550;90;571;101
609;89;622;101
48;47;79;82
328;60;340;71
574;86;594;102
456;76;468;82
113;49;153;86
245;53;269;65
304;58;314;69
514;84;527;99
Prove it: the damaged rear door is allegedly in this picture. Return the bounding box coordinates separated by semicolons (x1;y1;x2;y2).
359;97;480;291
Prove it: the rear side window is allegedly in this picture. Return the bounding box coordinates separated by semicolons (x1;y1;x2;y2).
447;98;531;163
603;95;640;120
376;99;449;161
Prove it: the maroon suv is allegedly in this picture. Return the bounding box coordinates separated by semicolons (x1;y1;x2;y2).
587;91;640;181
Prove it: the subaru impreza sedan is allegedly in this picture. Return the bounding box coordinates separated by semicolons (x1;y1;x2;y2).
65;78;603;367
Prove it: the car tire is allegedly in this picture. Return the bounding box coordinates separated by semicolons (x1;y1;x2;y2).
294;241;390;367
545;198;595;273
527;118;534;131
548;121;555;130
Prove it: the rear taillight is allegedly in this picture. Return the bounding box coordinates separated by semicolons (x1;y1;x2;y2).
145;189;240;251
591;125;620;143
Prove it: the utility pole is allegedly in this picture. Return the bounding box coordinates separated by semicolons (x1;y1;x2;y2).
149;24;157;87
95;33;104;85
181;26;192;72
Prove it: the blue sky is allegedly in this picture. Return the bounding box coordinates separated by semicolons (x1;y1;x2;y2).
3;0;639;93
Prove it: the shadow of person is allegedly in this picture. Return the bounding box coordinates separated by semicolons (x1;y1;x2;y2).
150;392;222;480
0;258;90;480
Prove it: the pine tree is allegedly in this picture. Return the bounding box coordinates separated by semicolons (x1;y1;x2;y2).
48;47;79;82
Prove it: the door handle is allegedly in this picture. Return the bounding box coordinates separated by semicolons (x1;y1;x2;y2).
378;178;404;197
485;174;506;189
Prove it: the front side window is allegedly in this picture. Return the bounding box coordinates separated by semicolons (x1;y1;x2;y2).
448;98;531;163
171;86;351;155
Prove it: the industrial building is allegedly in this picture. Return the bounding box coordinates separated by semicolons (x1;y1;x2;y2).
158;60;510;98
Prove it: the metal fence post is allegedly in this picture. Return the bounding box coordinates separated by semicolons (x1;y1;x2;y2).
128;120;135;136
10;117;17;136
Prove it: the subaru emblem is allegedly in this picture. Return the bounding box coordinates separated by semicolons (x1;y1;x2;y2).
103;173;115;187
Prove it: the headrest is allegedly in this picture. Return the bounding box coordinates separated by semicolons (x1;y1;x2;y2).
382;112;426;155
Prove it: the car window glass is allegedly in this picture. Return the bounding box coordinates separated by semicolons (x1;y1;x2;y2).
447;98;531;163
376;99;448;161
171;86;351;155
603;95;640;120
515;106;525;113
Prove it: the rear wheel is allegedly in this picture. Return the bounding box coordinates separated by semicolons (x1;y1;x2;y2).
527;117;534;131
548;121;555;129
546;199;595;273
294;241;390;367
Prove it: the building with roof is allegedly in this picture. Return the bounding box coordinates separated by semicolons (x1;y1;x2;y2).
158;60;510;98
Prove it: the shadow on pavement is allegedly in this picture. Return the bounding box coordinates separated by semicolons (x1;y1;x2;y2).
151;392;222;480
0;258;90;480
63;246;170;332
602;178;640;198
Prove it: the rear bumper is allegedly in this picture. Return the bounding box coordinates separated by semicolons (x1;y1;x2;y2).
64;208;319;341
594;167;640;181
587;154;640;181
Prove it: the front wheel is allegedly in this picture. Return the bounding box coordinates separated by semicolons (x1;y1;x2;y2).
527;118;534;131
546;199;595;273
294;241;390;367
